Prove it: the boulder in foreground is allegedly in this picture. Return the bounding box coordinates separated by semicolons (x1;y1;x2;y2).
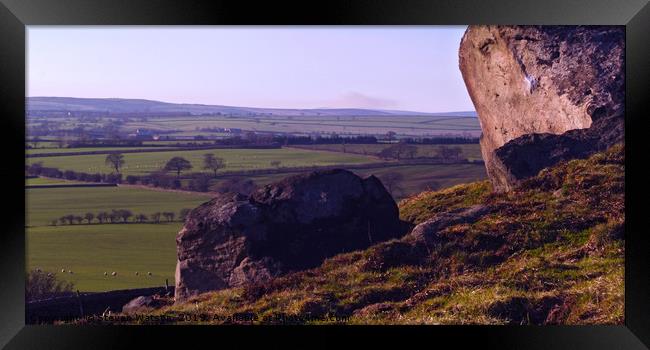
175;169;405;302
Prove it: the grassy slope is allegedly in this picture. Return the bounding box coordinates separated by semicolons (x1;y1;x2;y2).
26;148;380;176
135;144;624;325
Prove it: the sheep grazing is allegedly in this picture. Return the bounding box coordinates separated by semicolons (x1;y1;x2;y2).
104;272;108;276
68;270;73;274
147;272;152;276
61;269;66;273
135;272;139;276
111;271;117;276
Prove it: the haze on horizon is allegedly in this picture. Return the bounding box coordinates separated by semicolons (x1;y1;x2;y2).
27;26;474;114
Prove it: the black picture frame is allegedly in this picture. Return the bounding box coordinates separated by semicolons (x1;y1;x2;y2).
1;0;648;348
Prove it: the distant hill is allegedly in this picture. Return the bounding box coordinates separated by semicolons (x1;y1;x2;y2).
27;97;477;118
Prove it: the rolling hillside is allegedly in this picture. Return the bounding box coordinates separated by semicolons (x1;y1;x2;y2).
93;144;623;325
27;96;477;117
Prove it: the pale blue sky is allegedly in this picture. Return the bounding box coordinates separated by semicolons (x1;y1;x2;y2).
27;26;474;113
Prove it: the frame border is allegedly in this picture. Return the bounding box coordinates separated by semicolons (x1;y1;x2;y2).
1;0;648;348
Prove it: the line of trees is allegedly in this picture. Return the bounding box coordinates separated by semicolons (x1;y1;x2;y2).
27;162;122;184
27;152;232;192
376;143;464;161
50;208;193;226
103;152;226;179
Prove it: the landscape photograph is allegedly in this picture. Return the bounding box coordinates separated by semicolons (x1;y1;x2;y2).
25;25;624;325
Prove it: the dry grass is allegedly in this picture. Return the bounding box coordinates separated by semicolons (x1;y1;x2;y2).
79;144;624;325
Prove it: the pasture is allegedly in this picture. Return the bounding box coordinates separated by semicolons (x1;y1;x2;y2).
26;185;211;226
122;115;481;137
27;224;179;291
26;184;211;291
25;139;487;292
289;143;483;161
26;177;82;186
25;147;380;176
212;163;488;201
26;147;169;155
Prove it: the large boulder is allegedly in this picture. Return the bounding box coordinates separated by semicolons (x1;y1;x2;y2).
459;25;624;192
175;169;404;302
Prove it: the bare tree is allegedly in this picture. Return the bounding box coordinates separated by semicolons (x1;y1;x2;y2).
119;209;133;223
401;144;418;159
84;212;95;224
96;211;108;224
437;145;463;162
109;210;120;223
105;153;125;174
65;215;75;225
162;212;175;222
135;213;148;223
151;212;162;223
203;154;225;177
379;172;404;197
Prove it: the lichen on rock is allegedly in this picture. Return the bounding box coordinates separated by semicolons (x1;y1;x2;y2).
459;25;624;191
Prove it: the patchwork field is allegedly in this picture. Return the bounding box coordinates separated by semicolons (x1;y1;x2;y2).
212;163;487;201
121;115;481;137
25;139;487;293
289;143;483;161
26;147;164;155
26;147;381;176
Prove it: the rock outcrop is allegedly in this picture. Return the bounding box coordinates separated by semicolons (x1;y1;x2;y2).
175;169;404;302
459;25;624;191
121;295;166;314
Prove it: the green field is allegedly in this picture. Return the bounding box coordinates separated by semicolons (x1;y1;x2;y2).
26;186;211;227
26;147;380;176
122;115;481;137
26;184;212;291
26;177;81;186
27;224;179;291
25;139;487;292
142;140;218;146
212;163;487;201
26;147;173;155
289;143;483;161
